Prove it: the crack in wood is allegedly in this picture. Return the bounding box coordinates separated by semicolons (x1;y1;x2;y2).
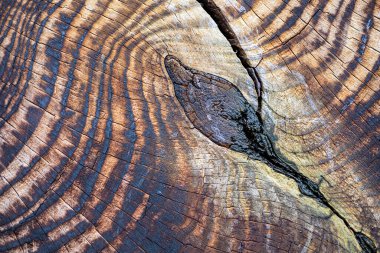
164;55;377;253
195;0;264;119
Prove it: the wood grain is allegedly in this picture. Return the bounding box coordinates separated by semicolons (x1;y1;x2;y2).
0;0;379;252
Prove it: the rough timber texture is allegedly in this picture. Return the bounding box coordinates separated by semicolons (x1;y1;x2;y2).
0;0;379;253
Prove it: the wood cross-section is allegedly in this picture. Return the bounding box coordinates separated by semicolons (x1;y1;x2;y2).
0;0;378;252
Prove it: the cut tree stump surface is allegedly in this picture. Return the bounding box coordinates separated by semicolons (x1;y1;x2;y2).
0;0;379;252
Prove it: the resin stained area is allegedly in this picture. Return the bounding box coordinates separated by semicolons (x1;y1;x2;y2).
164;55;263;156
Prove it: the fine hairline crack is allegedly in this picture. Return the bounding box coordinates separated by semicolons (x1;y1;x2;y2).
193;1;377;252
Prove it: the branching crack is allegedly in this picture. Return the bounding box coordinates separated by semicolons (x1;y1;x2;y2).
277;9;321;47
167;2;377;252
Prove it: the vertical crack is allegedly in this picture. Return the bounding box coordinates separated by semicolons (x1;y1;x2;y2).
196;0;264;121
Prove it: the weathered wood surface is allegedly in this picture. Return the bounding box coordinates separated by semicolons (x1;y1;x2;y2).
0;0;379;252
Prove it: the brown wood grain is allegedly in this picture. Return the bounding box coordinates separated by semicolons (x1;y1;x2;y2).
0;0;378;252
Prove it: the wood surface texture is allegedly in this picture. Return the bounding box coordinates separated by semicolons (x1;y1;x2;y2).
0;0;379;252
